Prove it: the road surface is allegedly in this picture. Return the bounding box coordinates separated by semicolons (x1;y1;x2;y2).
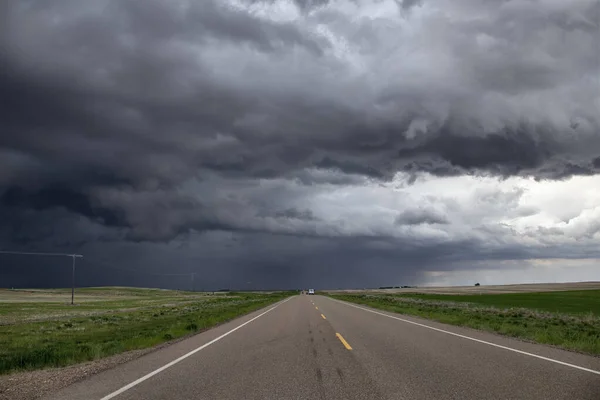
43;295;600;400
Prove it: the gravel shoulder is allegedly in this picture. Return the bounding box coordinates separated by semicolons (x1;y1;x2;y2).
0;346;155;400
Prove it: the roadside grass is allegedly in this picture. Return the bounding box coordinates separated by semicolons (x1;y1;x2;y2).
396;290;600;316
0;288;291;374
329;291;600;356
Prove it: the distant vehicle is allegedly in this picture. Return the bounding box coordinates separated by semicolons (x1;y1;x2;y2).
308;289;315;295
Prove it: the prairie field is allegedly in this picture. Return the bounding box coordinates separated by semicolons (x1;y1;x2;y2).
0;287;290;374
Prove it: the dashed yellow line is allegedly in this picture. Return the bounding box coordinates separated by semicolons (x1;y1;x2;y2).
315;306;319;310
321;313;326;320
336;333;352;350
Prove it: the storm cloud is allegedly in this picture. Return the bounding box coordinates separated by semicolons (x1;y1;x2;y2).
395;207;448;226
1;0;599;289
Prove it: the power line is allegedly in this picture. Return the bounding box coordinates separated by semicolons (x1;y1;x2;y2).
0;251;199;293
0;250;83;304
0;250;77;257
0;252;194;277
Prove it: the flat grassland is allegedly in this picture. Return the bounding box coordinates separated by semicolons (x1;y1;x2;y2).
398;290;600;315
0;287;290;375
331;281;600;295
328;287;600;356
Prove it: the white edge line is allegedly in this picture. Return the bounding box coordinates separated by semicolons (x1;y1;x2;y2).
100;296;293;400
328;297;600;376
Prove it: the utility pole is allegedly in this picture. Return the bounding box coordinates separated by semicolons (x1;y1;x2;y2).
0;251;84;304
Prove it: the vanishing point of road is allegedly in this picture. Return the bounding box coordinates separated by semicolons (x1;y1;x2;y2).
43;295;600;400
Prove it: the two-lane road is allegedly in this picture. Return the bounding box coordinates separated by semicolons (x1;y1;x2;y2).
44;295;600;400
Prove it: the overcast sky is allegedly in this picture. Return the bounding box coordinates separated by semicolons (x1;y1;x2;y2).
1;0;599;290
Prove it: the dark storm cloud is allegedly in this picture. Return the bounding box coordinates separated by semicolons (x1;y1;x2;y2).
287;168;369;186
1;0;600;289
187;0;326;55
1;185;126;227
394;208;448;226
291;0;332;11
0;230;506;290
395;0;423;11
274;208;320;221
397;128;548;176
3;0;599;192
0;205;120;248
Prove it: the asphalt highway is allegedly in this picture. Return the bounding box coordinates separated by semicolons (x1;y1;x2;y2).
43;295;600;400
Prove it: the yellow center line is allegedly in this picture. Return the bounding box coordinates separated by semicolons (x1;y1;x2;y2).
315;306;319;310
321;313;326;320
336;333;353;350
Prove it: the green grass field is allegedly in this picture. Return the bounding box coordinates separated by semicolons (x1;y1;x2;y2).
396;290;600;316
0;288;291;375
329;290;600;356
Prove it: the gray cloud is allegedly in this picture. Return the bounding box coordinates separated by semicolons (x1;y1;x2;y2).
395;208;448;225
1;0;600;288
396;0;424;11
4;0;599;189
274;208;320;221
